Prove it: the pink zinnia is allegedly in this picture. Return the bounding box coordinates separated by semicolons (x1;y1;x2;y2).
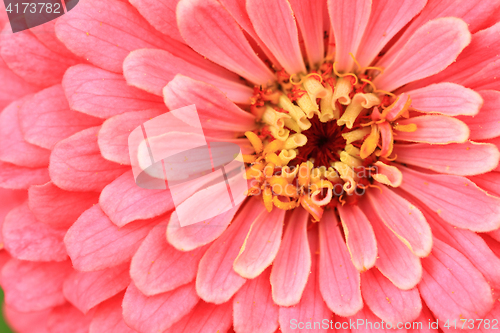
1;0;500;332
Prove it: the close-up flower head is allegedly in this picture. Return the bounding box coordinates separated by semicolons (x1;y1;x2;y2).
0;0;500;332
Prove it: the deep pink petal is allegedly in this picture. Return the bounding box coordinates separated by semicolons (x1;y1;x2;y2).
47;303;93;333
461;60;500;91
64;205;158;271
1;259;72;312
318;209;362;316
233;267;279;333
63;263;130;314
130;223;208;296
469;172;500;198
338;204;377;272
0;57;38;111
163;301;233;333
457;90;500;140
0;161;50;190
233;207;285;279
3;202;67;262
393;115;470;144
373;18;471;92
4;306;51;333
398;165;500;232
177;0;275;84
122;282;199;333
408;304;438;333
49;127;128;192
89;293;136;333
63;65;165;119
419;239;494;322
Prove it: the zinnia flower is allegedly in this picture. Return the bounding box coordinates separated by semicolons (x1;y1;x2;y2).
1;0;500;332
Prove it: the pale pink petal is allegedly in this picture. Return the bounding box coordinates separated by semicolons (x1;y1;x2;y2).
407;82;483;116
0;98;50;168
247;0;306;74
373;18;471;92
271;207;311;306
0;28;77;87
130;223;208;296
64;205;158;271
328;0;371;72
457;90;500;140
3;202;67;262
1;259;72;312
63;65;165;119
28;182;99;229
0;161;50;190
419;239;494;322
469;172;500;197
279;225;332;333
398;165;500;232
49;127;128;192
361;268;422;325
164;75;257;135
4;306;51;333
123;49;253;104
128;0;183;42
19;84;102;150
356;0;426;68
99;170;174;227
318;209;362;316
233;267;279;333
163;301;233;333
176;0;275;84
338;204;377;272
393;142;499;176
47;303;93;333
359;197;422;290
0;57;38;111
122;282;199;333
367;187;433;257
196;200;265;303
63;263;130;314
89;293;136;333
483;137;500;172
233;207;285;279
372;161;403;187
479;301;500;332
393;116;470;144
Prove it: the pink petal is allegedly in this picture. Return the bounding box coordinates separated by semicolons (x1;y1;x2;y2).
99;170;174;227
408;304;438;333
469;172;500;197
233;207;285;279
176;0;275;84
128;0;183;42
373;18;471;92
461;59;500;91
63;263;130;314
393;115;470;144
338;204;377;272
55;0;180;73
372;161;403;187
0;188;26;240
47;303;93;333
0;98;50;168
356;0;426;68
346;305;398;333
163;301;233;333
367;187;433;257
164;75;257;135
457;90;500;140
0;161;50;190
419;239;494;322
195;200;266;304
49;126;128;192
130;223;208;296
28;182;99;229
29;20;76;59
123;49;253;104
398;165;500;232
328;0;371;72
271;207;311;306
246;0;306;74
64;205;158;271
359;197;422;290
318;209;362;316
1;259;72;312
233;267;279;333
3;306;51;333
89;293;136;333
361;268;422;325
122;282;199;333
0;28;77;87
3;202;67;262
0;57;38;111
393;142;500;176
19;84;102;150
279;225;332;333
63;65;165;119
407;82;483;116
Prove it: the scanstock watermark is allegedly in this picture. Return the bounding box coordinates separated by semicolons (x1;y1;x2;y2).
290;318;426;330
